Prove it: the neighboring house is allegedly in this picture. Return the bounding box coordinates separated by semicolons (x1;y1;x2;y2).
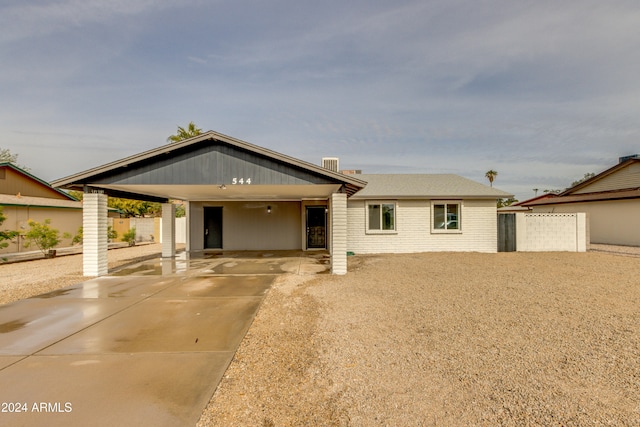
51;131;512;275
521;157;640;246
0;162;82;254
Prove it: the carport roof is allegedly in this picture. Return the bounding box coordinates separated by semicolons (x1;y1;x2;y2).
52;131;367;202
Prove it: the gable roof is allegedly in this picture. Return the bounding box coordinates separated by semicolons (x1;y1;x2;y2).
513;193;558;207
52;130;367;200
0;162;78;201
523;158;640;207
560;158;640;195
350;174;513;200
0;193;82;209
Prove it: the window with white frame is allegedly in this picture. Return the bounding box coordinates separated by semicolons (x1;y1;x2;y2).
367;202;396;232
432;202;461;232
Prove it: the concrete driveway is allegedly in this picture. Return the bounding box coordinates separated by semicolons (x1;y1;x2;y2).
0;251;329;427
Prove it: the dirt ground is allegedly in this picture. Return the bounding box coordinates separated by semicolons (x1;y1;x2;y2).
198;251;640;426
2;246;639;425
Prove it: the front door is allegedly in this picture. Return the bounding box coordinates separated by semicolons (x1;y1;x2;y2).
204;207;223;249
306;206;327;249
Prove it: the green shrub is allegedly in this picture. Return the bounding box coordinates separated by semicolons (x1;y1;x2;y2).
122;227;136;246
72;226;119;245
72;226;83;245
108;226;118;242
24;219;70;256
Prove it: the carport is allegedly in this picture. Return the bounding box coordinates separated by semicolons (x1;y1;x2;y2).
52;131;366;276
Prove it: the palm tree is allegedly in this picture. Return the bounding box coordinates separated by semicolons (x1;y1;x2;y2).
167;121;203;143
485;170;498;187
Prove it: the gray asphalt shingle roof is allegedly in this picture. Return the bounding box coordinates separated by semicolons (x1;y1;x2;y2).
0;194;82;209
350;174;513;199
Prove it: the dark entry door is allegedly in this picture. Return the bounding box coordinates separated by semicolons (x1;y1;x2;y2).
204;207;223;249
306;206;326;249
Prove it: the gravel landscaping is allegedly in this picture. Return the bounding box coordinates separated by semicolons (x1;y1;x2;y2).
198;250;640;426
2;245;639;426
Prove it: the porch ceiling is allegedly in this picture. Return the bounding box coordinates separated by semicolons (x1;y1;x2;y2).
97;183;342;201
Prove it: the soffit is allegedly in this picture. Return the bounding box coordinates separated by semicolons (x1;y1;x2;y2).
97;184;342;201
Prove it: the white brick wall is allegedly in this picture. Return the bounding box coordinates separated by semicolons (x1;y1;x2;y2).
347;199;498;254
130;217;155;242
83;193;108;276
331;193;348;274
516;213;588;252
161;203;176;258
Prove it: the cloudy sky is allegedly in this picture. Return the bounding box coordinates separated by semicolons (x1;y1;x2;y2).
2;0;639;201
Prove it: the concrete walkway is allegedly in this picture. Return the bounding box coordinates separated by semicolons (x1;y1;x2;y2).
0;251;329;426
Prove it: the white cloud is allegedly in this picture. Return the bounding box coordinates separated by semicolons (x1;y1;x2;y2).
1;0;640;204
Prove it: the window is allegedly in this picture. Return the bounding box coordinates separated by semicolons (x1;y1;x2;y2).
433;202;461;232
367;202;396;232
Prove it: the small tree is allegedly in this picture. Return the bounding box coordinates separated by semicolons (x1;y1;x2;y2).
571;172;596;187
0;207;18;251
175;203;186;218
108;197;161;218
0;147;30;171
122;228;136;246
23;219;69;257
108;226;118;242
497;197;518;208
72;226;83;245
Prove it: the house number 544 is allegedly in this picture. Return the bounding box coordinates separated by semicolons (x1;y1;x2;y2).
232;178;252;184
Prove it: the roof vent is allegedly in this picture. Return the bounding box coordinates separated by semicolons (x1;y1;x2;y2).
322;157;339;172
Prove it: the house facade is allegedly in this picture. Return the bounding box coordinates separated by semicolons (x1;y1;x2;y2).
522;157;640;246
52;131;511;275
348;174;508;254
0;162;82;254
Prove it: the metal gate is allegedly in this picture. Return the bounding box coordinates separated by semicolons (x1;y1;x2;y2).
498;213;516;252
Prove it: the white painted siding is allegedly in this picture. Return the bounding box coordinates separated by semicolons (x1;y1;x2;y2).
347;199;498;254
574;162;640;194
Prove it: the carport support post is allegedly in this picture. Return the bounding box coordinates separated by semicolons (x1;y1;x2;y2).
83;192;108;276
330;193;348;275
161;203;176;258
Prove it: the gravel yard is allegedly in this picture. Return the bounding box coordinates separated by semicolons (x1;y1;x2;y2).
198;250;640;426
2;246;639;426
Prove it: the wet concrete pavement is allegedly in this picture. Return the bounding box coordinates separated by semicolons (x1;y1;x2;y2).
0;251;329;426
